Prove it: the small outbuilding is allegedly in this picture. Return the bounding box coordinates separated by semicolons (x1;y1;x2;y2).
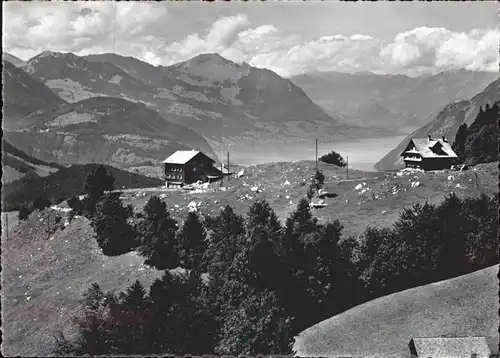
162;150;221;188
401;135;458;171
409;337;492;358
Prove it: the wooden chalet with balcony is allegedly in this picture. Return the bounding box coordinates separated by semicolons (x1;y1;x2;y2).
162;150;222;188
400;135;458;171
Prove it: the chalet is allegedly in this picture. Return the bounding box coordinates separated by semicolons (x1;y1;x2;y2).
162;150;222;188
401;135;458;171
409;337;492;358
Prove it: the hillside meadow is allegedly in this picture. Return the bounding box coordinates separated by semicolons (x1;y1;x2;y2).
1;160;497;356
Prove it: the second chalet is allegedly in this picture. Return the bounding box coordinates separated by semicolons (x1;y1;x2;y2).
400;135;458;171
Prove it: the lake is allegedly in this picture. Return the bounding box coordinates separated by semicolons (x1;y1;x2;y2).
228;135;408;172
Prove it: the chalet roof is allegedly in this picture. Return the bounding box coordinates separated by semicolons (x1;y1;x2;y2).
162;150;214;165
212;163;232;175
409;337;491;358
401;138;458;159
405;149;421;155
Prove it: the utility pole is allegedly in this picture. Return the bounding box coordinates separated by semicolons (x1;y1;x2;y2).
220;115;224;188
346;156;349;179
227;151;230;182
315;138;318;172
220;160;224;187
5;213;8;241
47;211;50;239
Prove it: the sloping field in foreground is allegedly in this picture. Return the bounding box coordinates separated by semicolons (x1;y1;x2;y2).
1;210;164;357
294;264;499;358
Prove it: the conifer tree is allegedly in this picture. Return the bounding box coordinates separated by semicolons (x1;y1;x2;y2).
137;196;179;270
92;193;137;256
84;165;115;199
178;211;207;270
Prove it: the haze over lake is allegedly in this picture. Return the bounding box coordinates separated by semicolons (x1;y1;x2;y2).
229;135;408;172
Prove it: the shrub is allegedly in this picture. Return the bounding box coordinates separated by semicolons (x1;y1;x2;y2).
33;194;51;211
314;170;325;187
216;289;295;356
306;185;315;200
319;150;347;167
91;193;137;256
67;196;84;215
18;205;32;221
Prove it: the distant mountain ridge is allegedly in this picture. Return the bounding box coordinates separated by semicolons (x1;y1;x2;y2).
2;139;61;183
291;70;498;132
6;49;498;172
2;60;66;123
2;53;220;172
3;52;26;67
63;51;366;142
375;77;500;171
4;96;216;169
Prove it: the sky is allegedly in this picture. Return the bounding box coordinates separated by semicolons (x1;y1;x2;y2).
3;0;499;77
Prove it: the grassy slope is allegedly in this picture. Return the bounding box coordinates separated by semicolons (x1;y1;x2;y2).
120;161;497;238
294;264;499;358
1;161;497;356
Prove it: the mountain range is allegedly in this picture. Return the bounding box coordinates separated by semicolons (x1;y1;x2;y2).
375;77;500;171
291;70;498;132
2;53;25;67
3;50;498;173
2;139;61;183
23;51;360;142
3;51;369;171
2;60;66;122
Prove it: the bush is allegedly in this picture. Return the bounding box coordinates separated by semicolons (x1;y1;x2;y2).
33;194;51;211
67;196;84;215
216;289;295;356
18;205;33;221
319;150;347;167
314;170;325;187
306;185;315;200
91;193;137;256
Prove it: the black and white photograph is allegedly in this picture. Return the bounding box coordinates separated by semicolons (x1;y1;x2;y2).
1;0;499;357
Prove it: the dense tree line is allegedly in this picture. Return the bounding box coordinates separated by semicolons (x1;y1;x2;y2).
452;101;499;166
3;163;162;212
57;166;498;356
353;193;497;299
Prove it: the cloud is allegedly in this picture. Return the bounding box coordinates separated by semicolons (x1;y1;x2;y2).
350;34;374;41
161;14;251;63
2;1;168;60
159;22;497;77
379;27;499;74
2;2;498;77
